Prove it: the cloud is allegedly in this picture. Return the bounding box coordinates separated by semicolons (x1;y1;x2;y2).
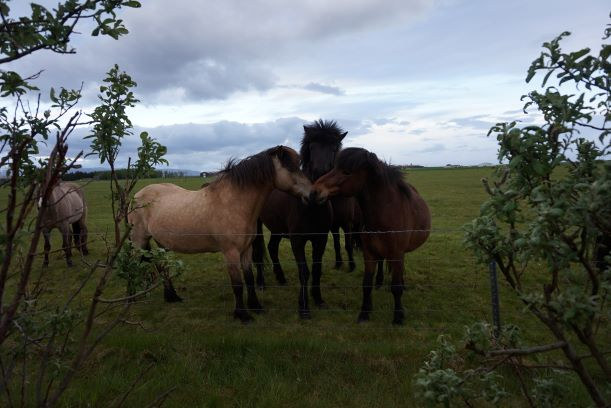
302;82;345;95
63;117;309;170
6;0;435;104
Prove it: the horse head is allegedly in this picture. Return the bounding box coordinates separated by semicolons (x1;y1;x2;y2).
268;145;312;204
310;147;377;204
301;120;347;181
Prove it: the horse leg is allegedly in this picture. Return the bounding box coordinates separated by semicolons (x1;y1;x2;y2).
161;269;183;303
71;222;81;254
375;260;384;289
389;259;405;325
358;253;377;323
154;241;182;302
253;219;266;289
344;225;356;272
42;229;51;267
268;234;287;285
60;224;73;267
242;248;264;313
78;218;89;255
311;235;328;307
331;225;342;269
225;249;253;323
290;237;311;319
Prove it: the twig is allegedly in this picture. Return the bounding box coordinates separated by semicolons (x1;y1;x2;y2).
486;341;566;357
145;386;177;408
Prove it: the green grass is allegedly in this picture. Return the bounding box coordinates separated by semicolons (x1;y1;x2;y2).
3;168;599;407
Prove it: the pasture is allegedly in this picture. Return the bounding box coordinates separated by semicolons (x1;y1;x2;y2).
14;167;593;406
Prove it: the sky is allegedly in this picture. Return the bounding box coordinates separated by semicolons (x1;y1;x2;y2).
5;0;610;171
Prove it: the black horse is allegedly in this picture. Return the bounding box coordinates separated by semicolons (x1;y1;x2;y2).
253;120;346;318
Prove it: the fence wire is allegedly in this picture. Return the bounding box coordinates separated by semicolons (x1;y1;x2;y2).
33;227;498;330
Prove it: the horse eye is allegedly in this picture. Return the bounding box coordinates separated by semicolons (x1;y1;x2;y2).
342;170;351;176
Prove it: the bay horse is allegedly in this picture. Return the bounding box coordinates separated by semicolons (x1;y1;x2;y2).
253;120;347;319
39;182;89;267
311;147;431;325
128;146;312;323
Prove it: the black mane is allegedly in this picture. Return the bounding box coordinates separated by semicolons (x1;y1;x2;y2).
336;147;411;197
300;119;345;165
216;146;298;187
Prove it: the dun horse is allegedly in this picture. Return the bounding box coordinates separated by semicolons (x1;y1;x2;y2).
254;120;346;319
39;182;89;267
312;147;431;325
128;146;312;323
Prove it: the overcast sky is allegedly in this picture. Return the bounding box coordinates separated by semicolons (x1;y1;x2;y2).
5;0;610;171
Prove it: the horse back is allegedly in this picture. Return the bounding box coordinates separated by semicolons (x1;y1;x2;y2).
130;182;256;254
361;183;430;258
44;182;86;227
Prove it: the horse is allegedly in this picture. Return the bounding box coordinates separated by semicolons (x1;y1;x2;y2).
253;120;347;319
128;145;312;323
39;181;89;267
311;147;431;325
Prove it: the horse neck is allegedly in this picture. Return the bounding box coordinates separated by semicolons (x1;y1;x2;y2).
356;181;399;229
223;179;275;224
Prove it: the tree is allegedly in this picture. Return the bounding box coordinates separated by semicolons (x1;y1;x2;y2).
416;19;610;407
0;1;149;405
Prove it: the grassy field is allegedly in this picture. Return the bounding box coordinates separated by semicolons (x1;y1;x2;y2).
6;167;597;406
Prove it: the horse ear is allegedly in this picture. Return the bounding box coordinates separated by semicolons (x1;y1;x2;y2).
367;152;382;175
271;145;288;161
338;131;347;141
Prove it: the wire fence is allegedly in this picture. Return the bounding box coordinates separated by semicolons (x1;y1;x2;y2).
34;227;503;331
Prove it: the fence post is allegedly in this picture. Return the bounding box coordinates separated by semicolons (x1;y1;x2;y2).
489;260;501;338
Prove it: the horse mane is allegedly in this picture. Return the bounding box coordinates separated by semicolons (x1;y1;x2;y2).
336;147;412;198
214;146;298;188
300;119;345;165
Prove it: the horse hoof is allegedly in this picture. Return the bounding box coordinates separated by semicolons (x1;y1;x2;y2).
248;303;265;314
392;311;405;325
42;262;49;268
234;311;254;323
375;283;382;290
277;277;288;286
257;284;266;291
82;249;89;256
349;262;356;272
299;310;312;320
334;261;342;269
163;289;183;303
66;260;73;267
315;300;328;309
357;313;370;323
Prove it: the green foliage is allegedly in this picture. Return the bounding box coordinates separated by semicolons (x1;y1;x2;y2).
426;18;611;408
86;65;168;246
116;241;185;297
0;0;141;64
87;64;139;166
415;331;509;407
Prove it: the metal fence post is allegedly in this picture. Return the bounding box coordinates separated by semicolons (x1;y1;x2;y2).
489;260;501;338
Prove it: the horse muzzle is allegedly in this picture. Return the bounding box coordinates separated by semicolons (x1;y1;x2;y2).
309;189;328;205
